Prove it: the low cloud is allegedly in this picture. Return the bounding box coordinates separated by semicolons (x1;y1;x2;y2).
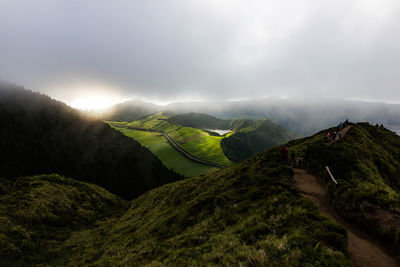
1;0;399;104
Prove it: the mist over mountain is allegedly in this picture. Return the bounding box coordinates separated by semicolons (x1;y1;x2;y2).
97;99;159;122
99;97;400;136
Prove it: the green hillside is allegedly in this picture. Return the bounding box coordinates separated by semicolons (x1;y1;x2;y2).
168;112;230;129
0;174;129;266
169;113;297;162
114;113;234;167
222;118;298;162
286;123;400;250
0;85;181;199
0;154;351;266
114;127;218;177
129;112;297;165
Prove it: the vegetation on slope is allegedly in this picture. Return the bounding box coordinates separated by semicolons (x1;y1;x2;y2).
0;85;181;199
114;127;218;177
0;174;129;266
168;112;230;129
1;151;351;266
157;112;297;163
122;113;233;166
222;118;298;162
287;123;400;250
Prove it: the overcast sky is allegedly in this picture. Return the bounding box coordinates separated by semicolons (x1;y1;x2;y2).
1;0;400;107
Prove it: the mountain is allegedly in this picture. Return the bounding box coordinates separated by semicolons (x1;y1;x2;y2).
0;159;350;266
286;122;400;250
101;97;400;136
98;99;158;122
168;112;230;129
2;116;399;265
168;113;297;162
0;84;181;199
222;118;298;161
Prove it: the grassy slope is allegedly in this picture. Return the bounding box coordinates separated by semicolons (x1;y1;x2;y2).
54;152;350;266
125;113;233;166
0;150;353;265
0;174;128;266
222;118;298;162
115;127;217;177
287;123;400;250
168;112;229;129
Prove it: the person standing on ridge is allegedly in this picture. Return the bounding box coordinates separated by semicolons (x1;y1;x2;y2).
280;145;289;163
290;150;296;167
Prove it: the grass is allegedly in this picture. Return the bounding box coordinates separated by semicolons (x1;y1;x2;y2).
286;123;400;250
0;143;353;265
113;113;233;166
0;174;128;266
59;151;350;266
114;127;217;177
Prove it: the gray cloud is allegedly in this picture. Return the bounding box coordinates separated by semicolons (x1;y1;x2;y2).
1;0;400;104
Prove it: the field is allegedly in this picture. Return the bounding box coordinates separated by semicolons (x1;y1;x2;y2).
122;113;233;166
114;127;218;177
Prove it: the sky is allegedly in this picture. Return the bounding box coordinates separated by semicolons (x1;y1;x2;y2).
1;0;400;109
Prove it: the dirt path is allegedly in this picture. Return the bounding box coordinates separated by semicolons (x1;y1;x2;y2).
293;168;399;267
338;125;352;140
329;125;352;142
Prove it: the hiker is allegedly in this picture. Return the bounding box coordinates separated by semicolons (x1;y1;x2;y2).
345;118;349;125
327;132;331;142
338;130;342;139
280;145;289;162
339;121;344;129
290;150;296;166
332;131;337;141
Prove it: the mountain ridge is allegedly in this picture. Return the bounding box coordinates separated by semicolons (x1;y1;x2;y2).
0;84;182;199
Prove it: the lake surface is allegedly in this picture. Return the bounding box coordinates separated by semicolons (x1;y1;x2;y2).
204;129;232;136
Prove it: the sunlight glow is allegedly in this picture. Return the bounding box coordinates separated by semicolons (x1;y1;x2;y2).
71;95;130;110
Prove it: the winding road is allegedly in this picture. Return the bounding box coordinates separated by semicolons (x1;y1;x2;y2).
159;131;227;168
111;124;226;168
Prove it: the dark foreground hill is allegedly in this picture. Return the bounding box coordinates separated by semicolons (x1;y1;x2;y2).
0;84;181;199
169;113;297;162
0;159;351;265
4;122;399;265
287;123;400;251
0;174;129;265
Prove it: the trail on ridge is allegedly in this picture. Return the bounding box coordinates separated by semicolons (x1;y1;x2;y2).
293;168;399;267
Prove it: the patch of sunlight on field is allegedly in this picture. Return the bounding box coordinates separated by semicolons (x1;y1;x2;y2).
123;113;233;166
114;127;218;177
